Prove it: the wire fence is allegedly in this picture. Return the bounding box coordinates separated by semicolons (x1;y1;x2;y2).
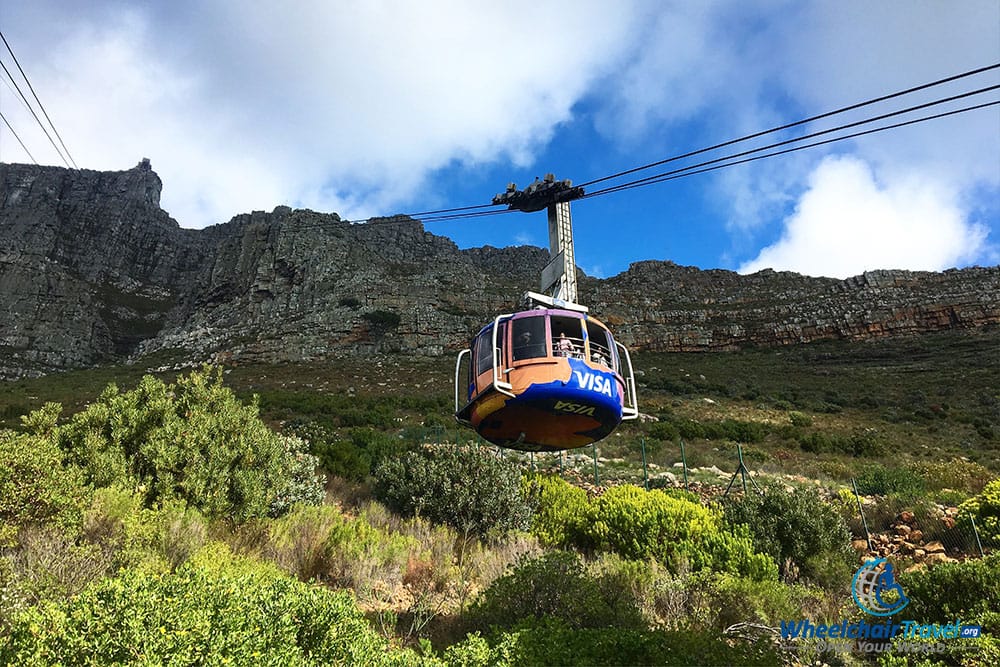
845;479;995;561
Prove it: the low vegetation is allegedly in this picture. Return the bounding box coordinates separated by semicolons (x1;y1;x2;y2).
0;328;998;664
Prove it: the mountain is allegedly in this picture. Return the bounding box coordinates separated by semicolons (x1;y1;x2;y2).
1;161;998;379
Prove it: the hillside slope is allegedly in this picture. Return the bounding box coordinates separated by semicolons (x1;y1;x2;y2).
2;161;998;378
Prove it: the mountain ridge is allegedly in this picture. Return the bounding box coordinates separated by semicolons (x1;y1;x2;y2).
1;161;998;378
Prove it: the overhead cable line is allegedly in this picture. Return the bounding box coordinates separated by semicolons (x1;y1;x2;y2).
581;85;1000;199
0;30;76;168
0;59;69;167
583;100;1000;199
0;109;37;163
221;91;998;234
403;202;498;217
577;62;1000;189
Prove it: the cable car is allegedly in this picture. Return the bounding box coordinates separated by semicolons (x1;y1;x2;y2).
455;291;638;451
454;175;638;451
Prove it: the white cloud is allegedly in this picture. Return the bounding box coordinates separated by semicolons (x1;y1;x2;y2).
2;0;639;228
1;0;996;278
739;155;988;278
595;0;1000;273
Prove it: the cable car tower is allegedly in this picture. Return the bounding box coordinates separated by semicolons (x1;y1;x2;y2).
493;174;584;304
454;175;639;452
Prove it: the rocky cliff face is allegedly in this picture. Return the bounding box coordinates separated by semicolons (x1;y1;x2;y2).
1;162;998;378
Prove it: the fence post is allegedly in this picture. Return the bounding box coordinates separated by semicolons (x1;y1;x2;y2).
852;477;873;552
680;439;690;492
724;444;760;497
970;515;985;558
641;438;649;491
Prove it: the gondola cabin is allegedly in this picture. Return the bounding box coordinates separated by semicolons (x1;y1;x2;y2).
455;293;638;451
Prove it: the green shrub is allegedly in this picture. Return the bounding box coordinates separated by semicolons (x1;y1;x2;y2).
51;367;324;521
909;460;993;494
854;464;925;500
310;428;406;482
788;411;813;427
444;617;779;666
363;310;402;336
797;429;886;457
647;421;679;442
0;526;110;632
269;435;327;517
0;543;414;666
682;572;829;633
373;445;531;538
338;296;361;309
0;418;89;547
466;551;645;633
721;484;853;588
267;504;415;592
585;485;777;580
960;478;1000;545
901;554;1000;634
82;486;208;572
524;474;590;549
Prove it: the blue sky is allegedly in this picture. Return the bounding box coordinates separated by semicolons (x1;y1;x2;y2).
1;1;998;279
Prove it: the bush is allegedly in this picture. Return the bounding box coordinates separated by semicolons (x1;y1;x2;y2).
901;553;1000;634
444;617;779;666
307;426;405;482
0;526;110;632
909;460;993;494
683;572;827;633
373;445;531;538
465;551;645;633
338;296;361;309
524;474;590;549
0;419;89;547
267;504;415;594
797;428;886;457
960;478;1000;545
268;435;327;517
82;486;209;573
50;367;324;521
585;485;777;580
0;543;414;666
788;411;813;427
721;484;853;588
854;464;925;500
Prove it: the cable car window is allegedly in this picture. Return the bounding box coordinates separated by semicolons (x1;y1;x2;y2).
586;321;613;368
511;316;547;361
609;332;621;373
497;321;507;367
550;315;583;358
475;327;494;376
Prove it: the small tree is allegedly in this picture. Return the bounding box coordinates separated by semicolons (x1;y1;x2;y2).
373;445;531;539
50;366;324;522
0;412;89;546
722;483;853;588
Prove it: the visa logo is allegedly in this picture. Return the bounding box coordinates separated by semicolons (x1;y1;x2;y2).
554;401;596;416
573;370;614;397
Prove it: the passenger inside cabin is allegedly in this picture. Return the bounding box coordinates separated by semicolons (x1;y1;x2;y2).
557;332;574;357
515;330;545;360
